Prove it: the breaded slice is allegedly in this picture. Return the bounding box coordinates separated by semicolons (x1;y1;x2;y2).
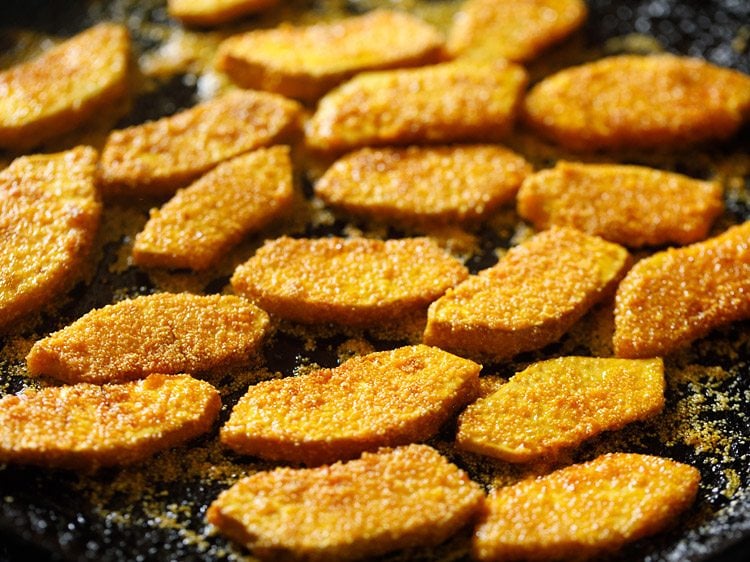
424;227;629;362
457;357;664;463
614;221;750;358
315;145;531;225
517;161;724;247
169;0;278;26
217;10;445;102
0;23;129;150
26;293;270;384
0;374;220;470
473;453;700;560
523;54;750;151
305;61;528;153
231;236;468;326
133;146;293;271
99;90;302;197
207;444;484;561
0;146;101;332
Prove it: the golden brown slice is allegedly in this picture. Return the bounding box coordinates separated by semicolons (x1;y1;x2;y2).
614;221;750;358
523;54;750;151
305;60;528;153
222;344;480;465
315;145;531;225
424;227;629;362
208;444;484;561
473;453;700;560
26;293;270;384
517;161;724;247
168;0;278;26
99;90;302;197
217;10;445;102
0;146;101;332
0;374;220;470
0;23;129;150
231;236;468;326
457;357;664;463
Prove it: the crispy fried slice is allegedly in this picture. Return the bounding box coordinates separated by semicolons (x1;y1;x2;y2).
614;221;750;358
26;293;270;384
99;90;302;197
0;146;101;332
473;453;700;560
0;374;220;470
517;161;724;247
231;236;468;326
217;10;445;102
168;0;278;26
305;61;528;153
0;23;129;150
424;227;629;362
207;444;484;561
523;54;750;151
457;357;664;463
315;145;531;225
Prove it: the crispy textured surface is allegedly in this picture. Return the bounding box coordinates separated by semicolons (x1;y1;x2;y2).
99;90;302;197
221;345;480;465
614;221;750;358
168;0;278;26
231;236;468;326
424;227;629;362
517;161;724;247
26;293;270;384
315;145;531;225
207;444;484;561
217;10;445;102
305;61;528;152
457;357;665;463
0;23;129;150
473;453;700;560
133;146;294;270
0;374;221;470
523;54;750;151
0;146;101;332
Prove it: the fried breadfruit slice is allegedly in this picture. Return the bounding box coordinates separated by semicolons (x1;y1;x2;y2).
614;221;750;358
473;453;700;560
305;60;528;152
0;23;129;150
217;10;445;102
0;374;221;470
517;161;724;247
26;293;270;384
207;444;484;561
523;54;750;151
133;146;294;271
168;0;278;26
231;236;468;326
457;357;664;463
99;90;302;197
0;146;101;332
424;227;629;362
315;145;531;225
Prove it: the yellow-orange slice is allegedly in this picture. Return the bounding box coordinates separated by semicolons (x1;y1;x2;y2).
168;0;278;26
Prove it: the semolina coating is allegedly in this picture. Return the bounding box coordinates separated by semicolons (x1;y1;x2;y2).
168;0;279;26
614;221;750;359
0;374;221;470
231;236;468;326
517;161;724;247
457;356;665;463
473;453;700;561
207;444;484;561
0;146;101;332
221;344;480;465
133;146;294;271
26;293;270;384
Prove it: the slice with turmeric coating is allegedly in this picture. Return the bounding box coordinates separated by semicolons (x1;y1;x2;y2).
0;374;220;470
169;0;278;26
473;453;700;560
26;293;270;384
207;444;484;561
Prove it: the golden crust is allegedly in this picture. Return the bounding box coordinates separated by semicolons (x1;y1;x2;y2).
168;0;279;26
